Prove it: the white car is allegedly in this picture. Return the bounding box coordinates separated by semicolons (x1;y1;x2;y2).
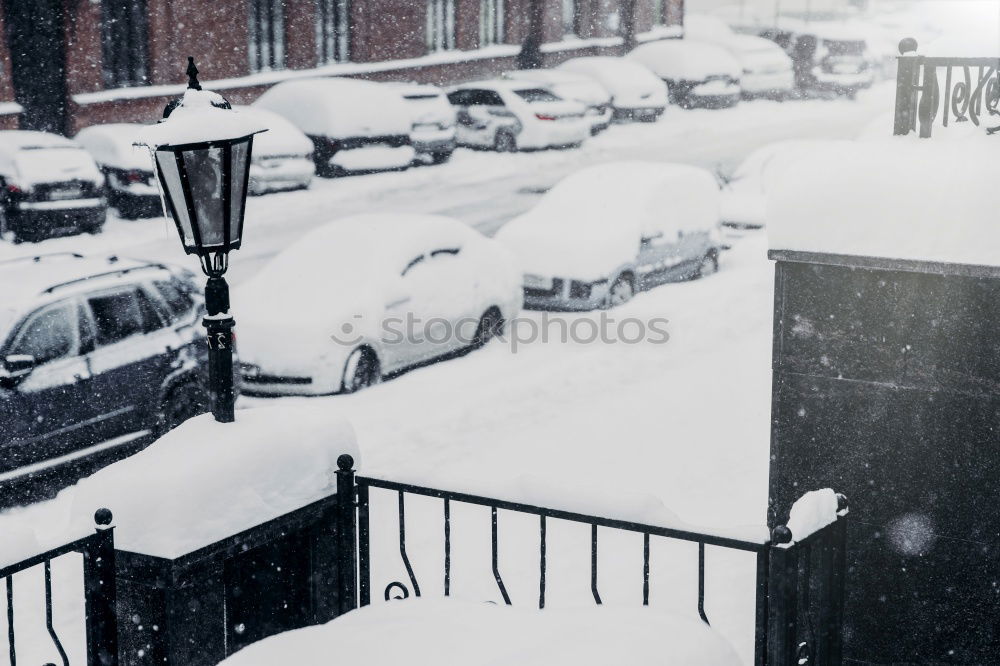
231;106;315;194
629;40;742;109
496;162;722;311
75;123;160;219
0;131;107;242
386;82;457;164
254;78;415;177
684;15;795;98
235;214;522;395
503;69;613;134
720;140;828;228
556;57;669;122
446;81;589;152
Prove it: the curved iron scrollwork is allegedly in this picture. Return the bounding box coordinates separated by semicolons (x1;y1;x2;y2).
384;581;411;601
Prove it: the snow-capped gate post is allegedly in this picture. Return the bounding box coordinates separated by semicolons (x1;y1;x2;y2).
767;139;1000;663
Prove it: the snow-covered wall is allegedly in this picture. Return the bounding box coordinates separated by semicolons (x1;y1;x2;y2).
767;137;1000;268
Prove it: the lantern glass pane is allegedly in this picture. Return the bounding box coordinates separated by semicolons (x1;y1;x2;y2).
228;139;249;245
183;146;227;249
155;150;196;249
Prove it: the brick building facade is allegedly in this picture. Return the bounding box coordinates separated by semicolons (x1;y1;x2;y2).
0;0;683;136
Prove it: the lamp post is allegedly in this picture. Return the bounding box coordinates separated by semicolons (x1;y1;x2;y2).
138;58;266;423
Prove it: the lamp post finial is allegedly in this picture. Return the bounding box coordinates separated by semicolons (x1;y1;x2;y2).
186;56;201;90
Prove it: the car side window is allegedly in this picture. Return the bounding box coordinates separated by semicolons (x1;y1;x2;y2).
447;90;470;105
477;91;505;106
152;278;195;324
9;301;78;366
87;289;147;347
430;248;460;257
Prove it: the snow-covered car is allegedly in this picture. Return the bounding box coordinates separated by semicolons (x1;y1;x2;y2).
556;57;669;121
684;15;795;98
503;69;613;134
253;78;415;177
720;140;827;228
628;40;742;109
386;82;457;164
496;162;722;311
446;81;589;152
755;21;874;96
74;123;160;219
235;214;522;395
230;106;315;195
0;131;106;242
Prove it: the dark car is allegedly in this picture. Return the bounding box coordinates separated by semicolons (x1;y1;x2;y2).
0;253;210;487
0;131;107;242
758;23;873;96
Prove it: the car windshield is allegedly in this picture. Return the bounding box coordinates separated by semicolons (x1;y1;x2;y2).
515;88;561;103
824;39;865;56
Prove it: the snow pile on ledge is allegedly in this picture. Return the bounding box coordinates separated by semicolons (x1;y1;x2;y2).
70;403;358;558
785;489;840;542
136;88;268;148
219;598;742;666
767;138;1000;266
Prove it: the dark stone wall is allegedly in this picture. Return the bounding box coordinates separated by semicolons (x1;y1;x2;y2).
769;253;1000;664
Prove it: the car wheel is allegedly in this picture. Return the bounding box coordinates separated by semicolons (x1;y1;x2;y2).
494;130;517;153
473;307;504;348
697;251;719;278
158;380;208;436
431;151;453;165
342;347;381;394
605;274;634;308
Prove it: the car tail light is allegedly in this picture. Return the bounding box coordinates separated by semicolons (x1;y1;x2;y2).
125;170;146;183
6;183;20;194
535;113;557;121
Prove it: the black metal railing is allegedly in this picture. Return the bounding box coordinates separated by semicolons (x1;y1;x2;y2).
894;37;1000;138
335;455;848;666
1;509;117;666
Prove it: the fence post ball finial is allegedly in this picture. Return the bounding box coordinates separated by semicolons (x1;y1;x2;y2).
899;37;918;55
771;525;793;545
337;454;355;471
94;508;113;527
836;493;849;514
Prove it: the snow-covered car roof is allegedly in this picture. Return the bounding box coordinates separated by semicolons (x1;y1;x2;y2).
684;14;736;39
0;254;177;344
497;162;720;281
557;56;664;88
450;79;554;95
629;39;742;81
253;78;412;139
230;106;313;158
775;18;870;42
0;130;103;186
383;81;447;98
0;130;78;153
74;123;153;171
503;69;612;105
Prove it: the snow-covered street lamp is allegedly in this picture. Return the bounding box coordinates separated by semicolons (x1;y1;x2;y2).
138;58;266;423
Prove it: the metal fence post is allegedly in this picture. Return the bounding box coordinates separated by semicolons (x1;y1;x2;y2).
335;454;358;616
83;508;117;666
894;37;921;135
767;525;798;666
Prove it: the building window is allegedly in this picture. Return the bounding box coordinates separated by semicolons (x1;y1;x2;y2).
427;0;456;52
249;0;286;72
101;0;149;88
480;0;504;46
652;0;665;24
562;0;577;35
317;0;350;63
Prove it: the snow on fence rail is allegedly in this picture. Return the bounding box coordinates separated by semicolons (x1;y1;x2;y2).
2;509;117;666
